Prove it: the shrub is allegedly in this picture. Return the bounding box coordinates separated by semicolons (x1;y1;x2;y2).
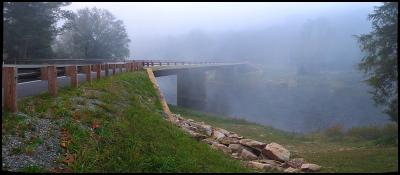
324;123;345;139
346;125;382;140
346;123;398;145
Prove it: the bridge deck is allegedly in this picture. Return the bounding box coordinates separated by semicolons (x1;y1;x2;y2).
149;63;244;71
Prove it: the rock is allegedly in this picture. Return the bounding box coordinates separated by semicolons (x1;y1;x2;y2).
246;161;273;171
200;124;213;136
240;149;258;160
256;159;283;167
215;128;230;135
191;132;208;141
212;130;226;140
284;167;300;173
227;133;243;139
228;144;246;153
219;137;239;145
211;143;232;154
201;138;217;145
191;123;213;136
182;127;207;141
239;139;266;150
286;158;305;168
300;163;321;172
262;142;290;162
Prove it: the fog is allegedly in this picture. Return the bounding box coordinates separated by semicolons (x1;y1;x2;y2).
66;2;391;133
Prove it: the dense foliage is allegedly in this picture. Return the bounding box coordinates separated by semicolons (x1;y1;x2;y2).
3;2;72;60
53;7;130;60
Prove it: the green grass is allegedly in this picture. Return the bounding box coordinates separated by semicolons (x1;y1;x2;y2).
2;71;252;173
170;106;398;173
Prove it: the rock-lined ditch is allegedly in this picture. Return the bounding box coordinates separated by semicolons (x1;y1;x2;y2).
170;113;322;173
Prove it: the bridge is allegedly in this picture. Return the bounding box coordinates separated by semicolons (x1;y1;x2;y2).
2;59;251;112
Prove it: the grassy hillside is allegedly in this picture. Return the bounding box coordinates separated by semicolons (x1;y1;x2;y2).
170;106;398;173
2;71;252;173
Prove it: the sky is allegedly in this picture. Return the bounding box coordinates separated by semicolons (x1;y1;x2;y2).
64;2;380;38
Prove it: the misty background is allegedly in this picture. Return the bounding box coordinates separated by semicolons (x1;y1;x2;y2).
66;2;390;133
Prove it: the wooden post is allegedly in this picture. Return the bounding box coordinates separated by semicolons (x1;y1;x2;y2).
3;67;17;112
48;65;57;97
119;64;122;72
112;64;116;75
151;61;154;66
134;62;138;71
40;67;48;80
126;63;129;72
67;65;78;88
83;65;92;83
105;64;109;76
96;64;101;79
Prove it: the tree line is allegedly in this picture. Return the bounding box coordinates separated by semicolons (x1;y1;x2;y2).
3;2;130;62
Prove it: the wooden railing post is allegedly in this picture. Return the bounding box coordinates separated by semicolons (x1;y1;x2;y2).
48;65;57;97
40;66;48;80
119;64;122;72
105;64;109;76
112;64;116;75
151;61;154;67
135;62;138;70
3;66;17;112
83;65;92;84
96;64;101;79
66;65;78;88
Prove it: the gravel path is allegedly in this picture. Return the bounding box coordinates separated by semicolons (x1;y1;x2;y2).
2;112;67;172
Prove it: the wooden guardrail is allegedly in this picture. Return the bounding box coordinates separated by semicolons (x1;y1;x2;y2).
2;59;217;112
2;61;145;112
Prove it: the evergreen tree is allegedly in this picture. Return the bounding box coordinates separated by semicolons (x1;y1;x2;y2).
355;2;398;123
3;2;72;60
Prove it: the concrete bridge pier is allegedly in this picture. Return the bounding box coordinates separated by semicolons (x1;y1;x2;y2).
177;69;207;111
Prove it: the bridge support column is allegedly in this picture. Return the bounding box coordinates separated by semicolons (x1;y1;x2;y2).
177;70;207;110
3;67;17;112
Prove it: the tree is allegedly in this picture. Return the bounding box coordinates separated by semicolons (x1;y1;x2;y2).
3;2;72;60
54;7;130;60
355;2;398;123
